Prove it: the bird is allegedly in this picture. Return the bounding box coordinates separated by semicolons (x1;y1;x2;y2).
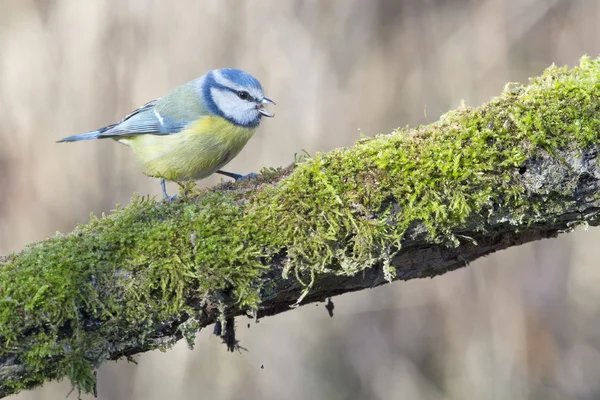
58;68;275;200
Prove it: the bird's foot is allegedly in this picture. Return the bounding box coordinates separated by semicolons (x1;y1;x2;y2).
216;170;258;181
163;193;179;203
236;172;258;181
160;178;181;202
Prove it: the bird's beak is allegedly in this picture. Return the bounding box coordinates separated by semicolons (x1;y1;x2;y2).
257;97;276;117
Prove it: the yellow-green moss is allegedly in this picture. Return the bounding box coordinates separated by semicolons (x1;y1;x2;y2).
2;56;600;396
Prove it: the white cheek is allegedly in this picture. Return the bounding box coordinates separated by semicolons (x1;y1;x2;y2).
211;88;259;126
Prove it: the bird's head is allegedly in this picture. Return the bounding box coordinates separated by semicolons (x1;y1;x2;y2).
201;68;275;128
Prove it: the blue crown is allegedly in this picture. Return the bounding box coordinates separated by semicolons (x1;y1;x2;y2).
219;68;263;91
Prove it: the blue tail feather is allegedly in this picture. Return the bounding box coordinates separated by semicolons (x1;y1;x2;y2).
57;131;100;142
57;124;117;143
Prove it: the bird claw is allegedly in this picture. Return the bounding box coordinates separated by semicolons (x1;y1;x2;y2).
236;172;258;182
160;178;181;202
163;194;179;202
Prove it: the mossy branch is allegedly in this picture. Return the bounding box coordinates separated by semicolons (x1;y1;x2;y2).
3;57;600;397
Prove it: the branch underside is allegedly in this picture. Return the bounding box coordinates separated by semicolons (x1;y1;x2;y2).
3;57;600;397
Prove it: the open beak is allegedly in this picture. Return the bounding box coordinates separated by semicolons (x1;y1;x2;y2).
257;97;276;117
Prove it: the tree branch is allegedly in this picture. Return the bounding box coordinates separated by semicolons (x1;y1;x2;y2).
2;57;600;397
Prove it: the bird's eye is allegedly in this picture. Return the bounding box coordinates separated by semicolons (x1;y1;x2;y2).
237;91;250;100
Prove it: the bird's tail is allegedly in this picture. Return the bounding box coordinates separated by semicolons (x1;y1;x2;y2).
57;124;117;143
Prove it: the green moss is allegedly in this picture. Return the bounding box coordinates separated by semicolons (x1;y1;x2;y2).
245;57;600;279
3;56;600;396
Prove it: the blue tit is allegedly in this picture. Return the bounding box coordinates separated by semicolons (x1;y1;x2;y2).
58;68;275;200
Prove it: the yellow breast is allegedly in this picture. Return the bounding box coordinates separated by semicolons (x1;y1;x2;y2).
119;116;256;182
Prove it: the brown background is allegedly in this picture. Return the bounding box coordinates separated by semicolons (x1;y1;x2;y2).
2;1;600;399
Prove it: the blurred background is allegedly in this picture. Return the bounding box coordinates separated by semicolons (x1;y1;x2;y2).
1;0;600;399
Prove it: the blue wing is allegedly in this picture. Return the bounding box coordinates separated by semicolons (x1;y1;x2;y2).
58;79;208;143
58;99;188;142
98;99;188;138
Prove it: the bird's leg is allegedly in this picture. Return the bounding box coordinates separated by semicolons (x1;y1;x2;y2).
216;170;257;181
160;178;179;202
216;170;243;180
161;178;168;197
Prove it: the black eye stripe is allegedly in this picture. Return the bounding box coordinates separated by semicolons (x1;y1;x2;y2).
221;86;256;102
216;85;259;102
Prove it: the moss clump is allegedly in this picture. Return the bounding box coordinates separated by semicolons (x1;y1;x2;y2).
2;57;600;396
0;194;267;395
243;56;600;282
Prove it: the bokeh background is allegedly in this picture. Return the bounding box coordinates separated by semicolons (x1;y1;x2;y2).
2;0;600;399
